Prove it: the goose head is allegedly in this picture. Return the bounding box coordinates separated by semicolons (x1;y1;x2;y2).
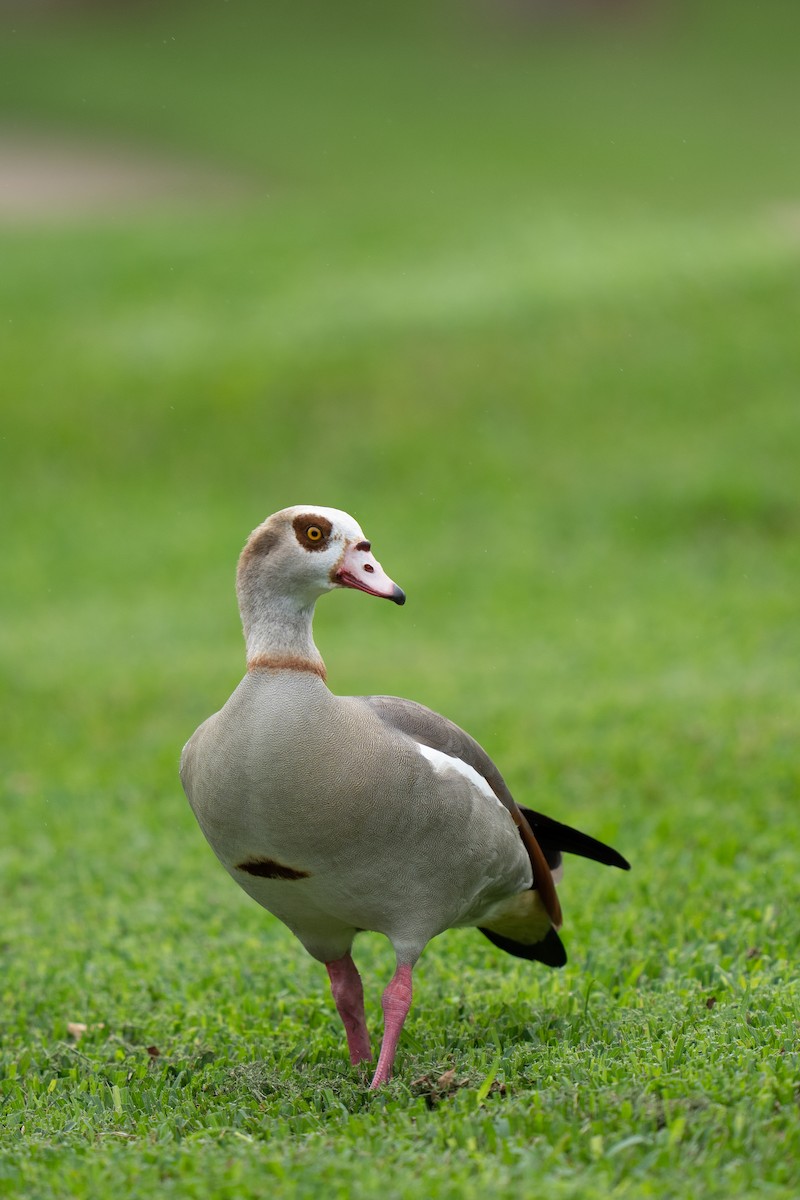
236;506;405;670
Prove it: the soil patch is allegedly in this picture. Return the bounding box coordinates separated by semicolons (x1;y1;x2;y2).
0;130;251;221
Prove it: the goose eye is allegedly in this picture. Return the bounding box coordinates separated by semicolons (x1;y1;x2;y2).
292;513;332;550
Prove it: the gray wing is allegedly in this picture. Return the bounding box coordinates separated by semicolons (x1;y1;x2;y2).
362;694;516;815
361;694;562;927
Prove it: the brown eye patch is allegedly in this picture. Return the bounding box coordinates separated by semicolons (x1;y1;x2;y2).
293;513;333;551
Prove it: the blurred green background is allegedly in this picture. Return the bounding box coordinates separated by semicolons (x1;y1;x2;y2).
1;1;799;1196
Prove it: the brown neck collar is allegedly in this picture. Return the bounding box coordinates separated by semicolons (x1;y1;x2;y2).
246;653;327;682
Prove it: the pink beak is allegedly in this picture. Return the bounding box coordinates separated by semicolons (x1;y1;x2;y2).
334;541;406;605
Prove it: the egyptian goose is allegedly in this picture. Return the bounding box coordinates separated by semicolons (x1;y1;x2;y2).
180;506;629;1088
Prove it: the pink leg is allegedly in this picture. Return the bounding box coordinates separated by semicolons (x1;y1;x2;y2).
369;963;413;1089
326;953;372;1065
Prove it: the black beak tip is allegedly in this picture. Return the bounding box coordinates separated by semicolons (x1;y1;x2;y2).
392;585;406;606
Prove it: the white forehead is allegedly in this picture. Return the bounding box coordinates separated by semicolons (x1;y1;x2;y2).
280;505;366;541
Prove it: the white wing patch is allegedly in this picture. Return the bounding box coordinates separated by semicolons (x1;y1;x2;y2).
416;742;504;809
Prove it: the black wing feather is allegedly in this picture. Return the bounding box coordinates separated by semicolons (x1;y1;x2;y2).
479;925;567;967
519;805;630;871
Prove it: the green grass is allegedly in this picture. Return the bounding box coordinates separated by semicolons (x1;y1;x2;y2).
2;1;800;1196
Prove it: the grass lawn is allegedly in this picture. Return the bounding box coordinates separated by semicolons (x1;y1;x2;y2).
1;2;799;1196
